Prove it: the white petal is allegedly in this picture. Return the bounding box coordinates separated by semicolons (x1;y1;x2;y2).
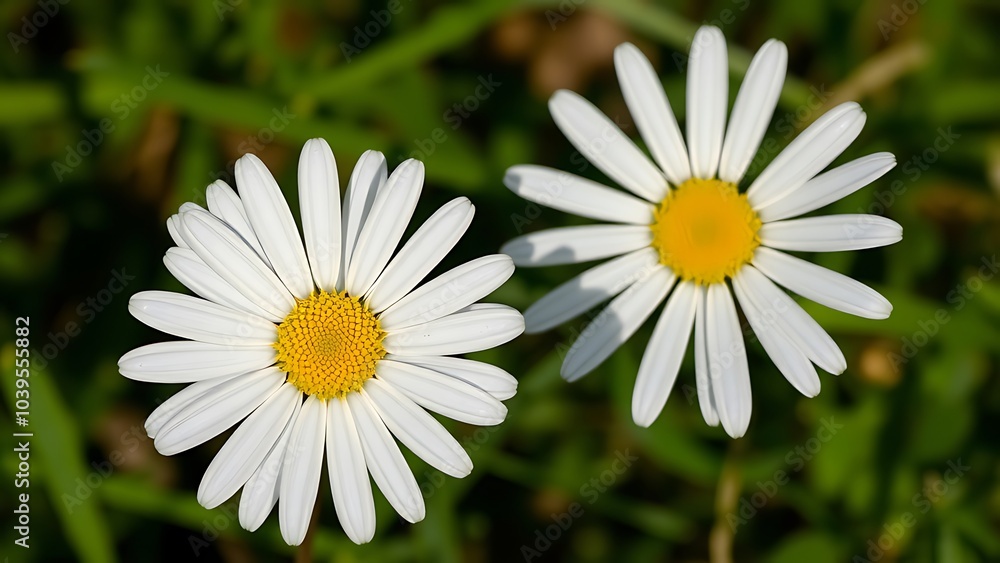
366;197;474;312
346;159;424;296
504;165;653;224
752;247;892;319
501;225;652;267
118;341;275;383
735;264;846;374
686;26;728;180
365;378;473;478
523;248;659;333
205;179;269;263
179;209;294;321
236;153;313;299
239;397;302;532
198;383;300;508
179;202;206;214
163;247;276;320
732;272;820;397
693;286;720;426
383;304;523;356
342;150;387;285
390;355;518;400
145;374;241;439
747;102;867;210
348;391;425;523
705;283;752;438
375;360;507;426
325;397;376;545
166;215;187;248
154;367;285;455
757;153;897;222
128;291;277;346
548;89;667;201
719;39;787;183
632;281;697;427
278;395;327;546
760;214;902;252
614;42;691;185
561;266;675;382
299;138;342;292
379;254;514;331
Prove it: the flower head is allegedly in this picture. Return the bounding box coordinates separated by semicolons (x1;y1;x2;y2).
502;26;900;438
120;139;523;544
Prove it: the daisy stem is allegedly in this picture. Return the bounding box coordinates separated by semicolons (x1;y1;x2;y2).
709;440;744;563
295;502;321;563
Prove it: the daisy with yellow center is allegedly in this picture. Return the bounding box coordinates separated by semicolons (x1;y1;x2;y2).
502;26;902;438
120;139;523;545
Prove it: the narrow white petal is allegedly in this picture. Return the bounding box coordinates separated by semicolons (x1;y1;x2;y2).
179;202;206;214
760;214;902;252
632;281;697;427
705;283;752;438
524;248;658;333
198;383;300;508
239;397;302;532
390;355;518;401
348;391;425;523
278;395;327;546
375;360;507;426
758;153;896;223
128;291;277;346
752;247;892;319
561;266;675;382
365;378;473;478
366;197;474;312
719;39;787;183
504;165;653;224
166;215;187;248
325;397;376;545
501;225;652;267
747;102;867;210
179;209;294;320
164;247;277;320
145;374;241;439
236;154;313;299
379;255;514;331
549;89;668;201
342;150;387;284
346;159;424;296
614;42;691;185
299;138;342;292
154;367;285;455
384;304;523;357
119;341;275;383
735;264;846;374
732;272;820;397
693;286;720;426
205;179;269;262
686;26;728;180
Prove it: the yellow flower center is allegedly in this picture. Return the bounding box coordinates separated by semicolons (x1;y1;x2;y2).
650;178;762;285
274;290;386;400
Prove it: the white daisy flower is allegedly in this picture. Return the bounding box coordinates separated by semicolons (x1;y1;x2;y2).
502;26;901;438
119;139;523;545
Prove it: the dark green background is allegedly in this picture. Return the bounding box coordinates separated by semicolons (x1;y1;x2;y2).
1;0;998;561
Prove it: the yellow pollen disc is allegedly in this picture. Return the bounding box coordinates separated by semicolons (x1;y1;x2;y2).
274;290;386;400
650;178;762;285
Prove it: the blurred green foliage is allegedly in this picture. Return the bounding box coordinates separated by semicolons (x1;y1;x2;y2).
1;0;999;561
